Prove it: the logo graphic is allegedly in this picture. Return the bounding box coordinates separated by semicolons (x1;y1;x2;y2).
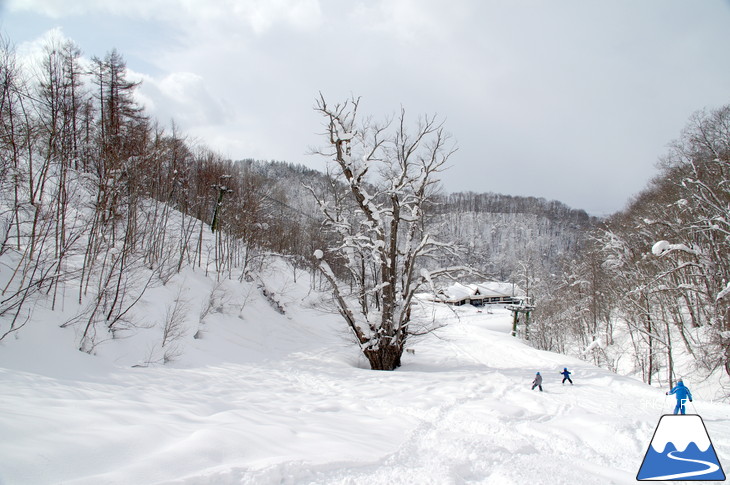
637;414;725;481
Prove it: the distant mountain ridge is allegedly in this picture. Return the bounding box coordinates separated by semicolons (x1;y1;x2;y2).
432;192;596;279
240;160;595;280
439;191;595;225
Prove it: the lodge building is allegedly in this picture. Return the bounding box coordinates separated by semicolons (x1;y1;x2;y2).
422;282;526;307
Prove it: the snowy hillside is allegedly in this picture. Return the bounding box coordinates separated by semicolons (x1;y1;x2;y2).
1;265;728;485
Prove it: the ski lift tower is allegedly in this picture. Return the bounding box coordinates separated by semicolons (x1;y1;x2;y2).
506;297;535;339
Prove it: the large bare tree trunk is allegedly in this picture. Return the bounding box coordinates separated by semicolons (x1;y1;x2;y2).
365;344;403;371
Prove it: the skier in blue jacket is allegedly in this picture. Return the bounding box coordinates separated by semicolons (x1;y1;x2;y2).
666;380;693;415
560;367;573;385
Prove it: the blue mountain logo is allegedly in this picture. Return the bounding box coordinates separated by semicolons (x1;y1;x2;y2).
637;414;725;481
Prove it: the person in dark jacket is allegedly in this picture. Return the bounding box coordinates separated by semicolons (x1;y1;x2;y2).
531;372;543;392
560;367;573;385
666;379;693;415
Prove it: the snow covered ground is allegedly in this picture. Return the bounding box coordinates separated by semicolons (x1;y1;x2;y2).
1;265;729;484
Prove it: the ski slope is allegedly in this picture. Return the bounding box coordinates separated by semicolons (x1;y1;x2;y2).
0;266;728;484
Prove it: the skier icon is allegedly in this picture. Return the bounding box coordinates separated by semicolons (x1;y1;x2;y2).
531;372;543;392
560;367;573;385
666;379;693;415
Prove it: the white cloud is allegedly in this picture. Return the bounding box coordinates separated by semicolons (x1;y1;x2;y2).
8;0;323;33
353;0;466;44
8;0;86;17
244;0;323;33
134;71;233;129
6;1;730;215
14;26;70;71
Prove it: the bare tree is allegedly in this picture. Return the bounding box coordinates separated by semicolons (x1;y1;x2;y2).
310;95;461;370
161;286;189;362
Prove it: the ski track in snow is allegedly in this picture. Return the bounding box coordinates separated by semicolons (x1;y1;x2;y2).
1;282;729;485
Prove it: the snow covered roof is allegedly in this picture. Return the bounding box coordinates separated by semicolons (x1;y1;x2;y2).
437;283;473;302
473;282;525;298
435;281;524;302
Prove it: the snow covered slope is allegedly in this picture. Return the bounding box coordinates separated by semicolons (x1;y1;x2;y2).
0;266;728;484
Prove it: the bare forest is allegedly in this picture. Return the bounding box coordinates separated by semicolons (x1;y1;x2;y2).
0;36;328;354
530;106;730;398
1;36;728;390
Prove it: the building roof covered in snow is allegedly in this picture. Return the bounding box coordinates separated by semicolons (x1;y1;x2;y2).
439;283;473;303
471;282;525;298
418;281;525;305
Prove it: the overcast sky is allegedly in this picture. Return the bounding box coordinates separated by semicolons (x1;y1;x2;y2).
2;0;729;215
